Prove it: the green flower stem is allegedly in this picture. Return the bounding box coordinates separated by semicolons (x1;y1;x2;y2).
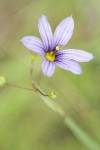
36;85;100;150
64;118;100;150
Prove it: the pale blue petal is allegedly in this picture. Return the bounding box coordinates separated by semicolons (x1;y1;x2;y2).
42;59;55;77
56;49;94;62
38;15;53;51
55;59;82;74
20;36;45;55
53;16;74;48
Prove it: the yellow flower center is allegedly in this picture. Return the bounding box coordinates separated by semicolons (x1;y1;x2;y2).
45;46;60;62
46;51;55;62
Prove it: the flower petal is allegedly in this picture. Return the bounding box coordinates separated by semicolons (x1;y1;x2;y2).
20;36;45;55
56;49;94;62
38;15;53;51
53;16;74;48
42;59;55;77
55;59;82;74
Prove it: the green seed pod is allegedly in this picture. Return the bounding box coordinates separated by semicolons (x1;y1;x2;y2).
0;76;7;87
49;90;58;99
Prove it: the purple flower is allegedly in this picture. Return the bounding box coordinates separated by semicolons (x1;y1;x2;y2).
20;15;94;77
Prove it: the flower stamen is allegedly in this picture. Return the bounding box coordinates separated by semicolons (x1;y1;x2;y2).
46;51;55;62
55;46;60;51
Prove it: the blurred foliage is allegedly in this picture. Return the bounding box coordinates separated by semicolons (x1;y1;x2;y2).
0;0;100;150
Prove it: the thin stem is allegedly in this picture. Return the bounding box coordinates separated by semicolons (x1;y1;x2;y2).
29;62;48;97
29;62;36;90
37;69;42;86
6;83;34;92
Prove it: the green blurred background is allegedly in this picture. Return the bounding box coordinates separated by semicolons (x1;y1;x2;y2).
0;0;100;149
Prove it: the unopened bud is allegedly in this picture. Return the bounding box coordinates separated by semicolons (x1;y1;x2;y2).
49;90;58;99
31;53;37;62
0;76;7;87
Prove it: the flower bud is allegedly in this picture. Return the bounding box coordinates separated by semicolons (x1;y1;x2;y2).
31;53;37;62
49;90;58;99
0;76;7;87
